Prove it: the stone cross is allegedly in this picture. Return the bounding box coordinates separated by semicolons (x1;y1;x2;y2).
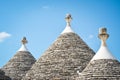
65;14;72;26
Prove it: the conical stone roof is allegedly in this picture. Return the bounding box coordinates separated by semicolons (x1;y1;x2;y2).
76;28;120;80
23;14;95;80
2;37;36;80
0;69;11;80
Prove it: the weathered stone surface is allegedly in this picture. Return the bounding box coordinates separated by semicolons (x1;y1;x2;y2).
2;51;36;80
23;32;95;80
0;69;11;80
0;69;5;75
76;59;120;80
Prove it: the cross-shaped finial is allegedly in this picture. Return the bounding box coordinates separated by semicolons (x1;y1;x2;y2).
98;28;109;46
21;37;28;44
65;14;72;26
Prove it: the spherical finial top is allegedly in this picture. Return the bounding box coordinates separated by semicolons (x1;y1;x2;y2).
65;14;72;23
98;27;109;46
99;27;107;34
21;37;28;44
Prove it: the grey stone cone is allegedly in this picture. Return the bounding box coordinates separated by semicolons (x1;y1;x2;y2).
2;51;36;80
0;69;11;80
76;59;120;80
23;32;95;80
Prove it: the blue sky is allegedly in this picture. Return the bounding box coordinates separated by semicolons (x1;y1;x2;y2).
0;0;120;67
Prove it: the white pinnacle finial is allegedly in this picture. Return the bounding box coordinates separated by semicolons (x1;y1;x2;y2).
18;37;28;51
61;14;74;34
91;27;115;61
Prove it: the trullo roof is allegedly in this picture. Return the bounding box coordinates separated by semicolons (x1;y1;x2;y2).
2;37;36;80
23;14;95;80
76;28;120;80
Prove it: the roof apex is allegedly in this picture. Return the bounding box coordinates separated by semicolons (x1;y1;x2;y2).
91;28;115;61
18;37;28;51
18;44;28;51
61;14;74;34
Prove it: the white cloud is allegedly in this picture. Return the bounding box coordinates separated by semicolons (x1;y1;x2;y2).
0;32;11;42
88;34;94;39
42;6;49;9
